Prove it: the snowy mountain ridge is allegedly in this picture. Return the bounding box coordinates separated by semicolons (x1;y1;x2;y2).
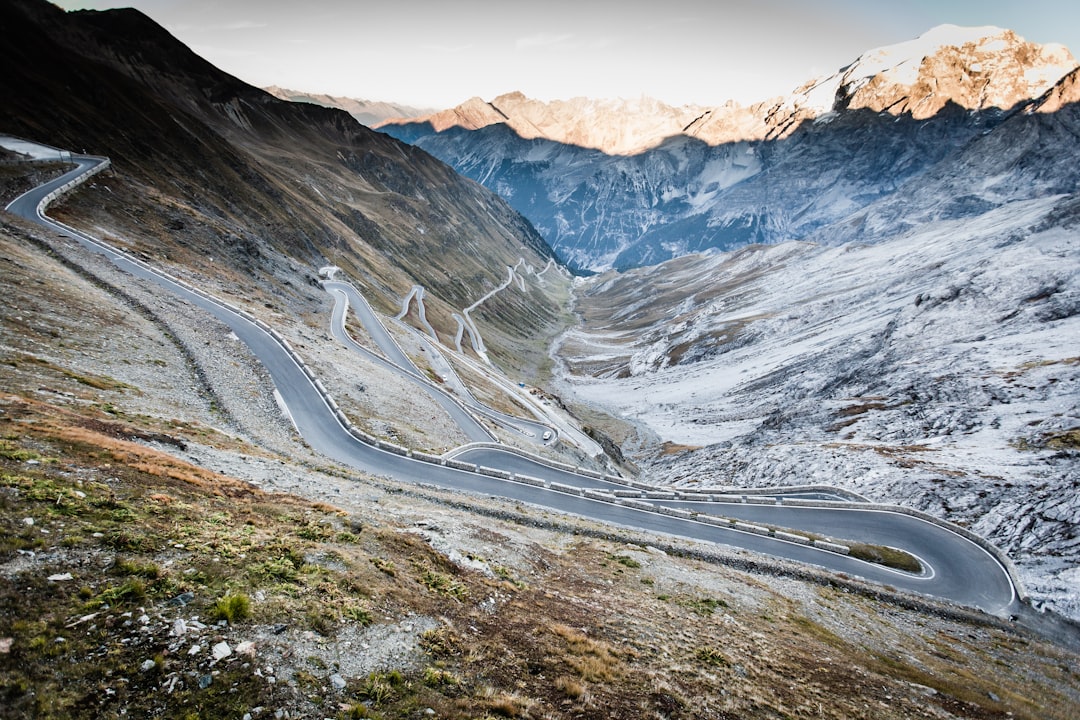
382;25;1078;150
377;26;1080;272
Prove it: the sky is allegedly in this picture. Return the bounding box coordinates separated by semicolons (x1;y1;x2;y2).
54;0;1080;110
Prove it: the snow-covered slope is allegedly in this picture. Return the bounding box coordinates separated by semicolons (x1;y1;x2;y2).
378;27;1078;272
553;193;1080;619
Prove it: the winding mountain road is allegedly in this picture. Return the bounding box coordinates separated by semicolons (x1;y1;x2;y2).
325;279;556;444
3;144;1022;618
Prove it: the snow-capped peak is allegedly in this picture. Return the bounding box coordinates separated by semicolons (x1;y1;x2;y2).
789;25;1078;120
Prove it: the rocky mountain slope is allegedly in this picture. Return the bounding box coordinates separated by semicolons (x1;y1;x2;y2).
378;26;1079;271
552;79;1080;618
0;0;567;379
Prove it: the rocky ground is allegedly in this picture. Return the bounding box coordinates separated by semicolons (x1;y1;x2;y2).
3;177;1080;719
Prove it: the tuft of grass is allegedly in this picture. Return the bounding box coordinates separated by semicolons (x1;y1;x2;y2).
209;593;253;624
610;554;641;569
554;675;585;700
680;596;728;616
360;670;406;706
94;578;146;607
550;623;622;682
421;569;468;600
114;558;163;579
370;557;396;576
419;626;461;658
694;647;730;667
0;441;40;462
422;665;460;688
343;604;373;626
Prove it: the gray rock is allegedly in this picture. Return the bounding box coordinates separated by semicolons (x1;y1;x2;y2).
167;591;195;607
211;641;232;661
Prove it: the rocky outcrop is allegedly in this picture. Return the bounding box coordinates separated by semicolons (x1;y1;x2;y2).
1035;66;1080;113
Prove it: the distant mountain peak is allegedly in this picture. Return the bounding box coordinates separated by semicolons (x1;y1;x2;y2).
385;26;1077;153
263;86;435;126
800;25;1078;119
380;92;707;155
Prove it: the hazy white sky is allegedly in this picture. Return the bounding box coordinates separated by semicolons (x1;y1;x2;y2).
54;0;1080;109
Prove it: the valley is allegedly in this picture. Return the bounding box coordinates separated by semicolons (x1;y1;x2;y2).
11;144;1021;617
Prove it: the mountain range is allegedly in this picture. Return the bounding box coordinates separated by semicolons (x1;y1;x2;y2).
2;1;1079;715
369;23;1080;618
377;25;1079;271
537;34;1080;618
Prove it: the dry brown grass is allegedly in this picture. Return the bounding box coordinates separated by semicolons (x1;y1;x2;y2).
660;441;703;455
549;623;623;682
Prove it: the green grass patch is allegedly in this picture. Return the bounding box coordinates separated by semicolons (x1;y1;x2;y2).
609;554;641;569
209;592;253;624
680;596;728;616
847;543;922;573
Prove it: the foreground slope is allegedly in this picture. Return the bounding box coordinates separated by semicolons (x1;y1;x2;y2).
1;196;1078;719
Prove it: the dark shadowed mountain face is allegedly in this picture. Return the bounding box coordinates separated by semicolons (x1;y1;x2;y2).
0;0;565;370
381;105;1013;272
